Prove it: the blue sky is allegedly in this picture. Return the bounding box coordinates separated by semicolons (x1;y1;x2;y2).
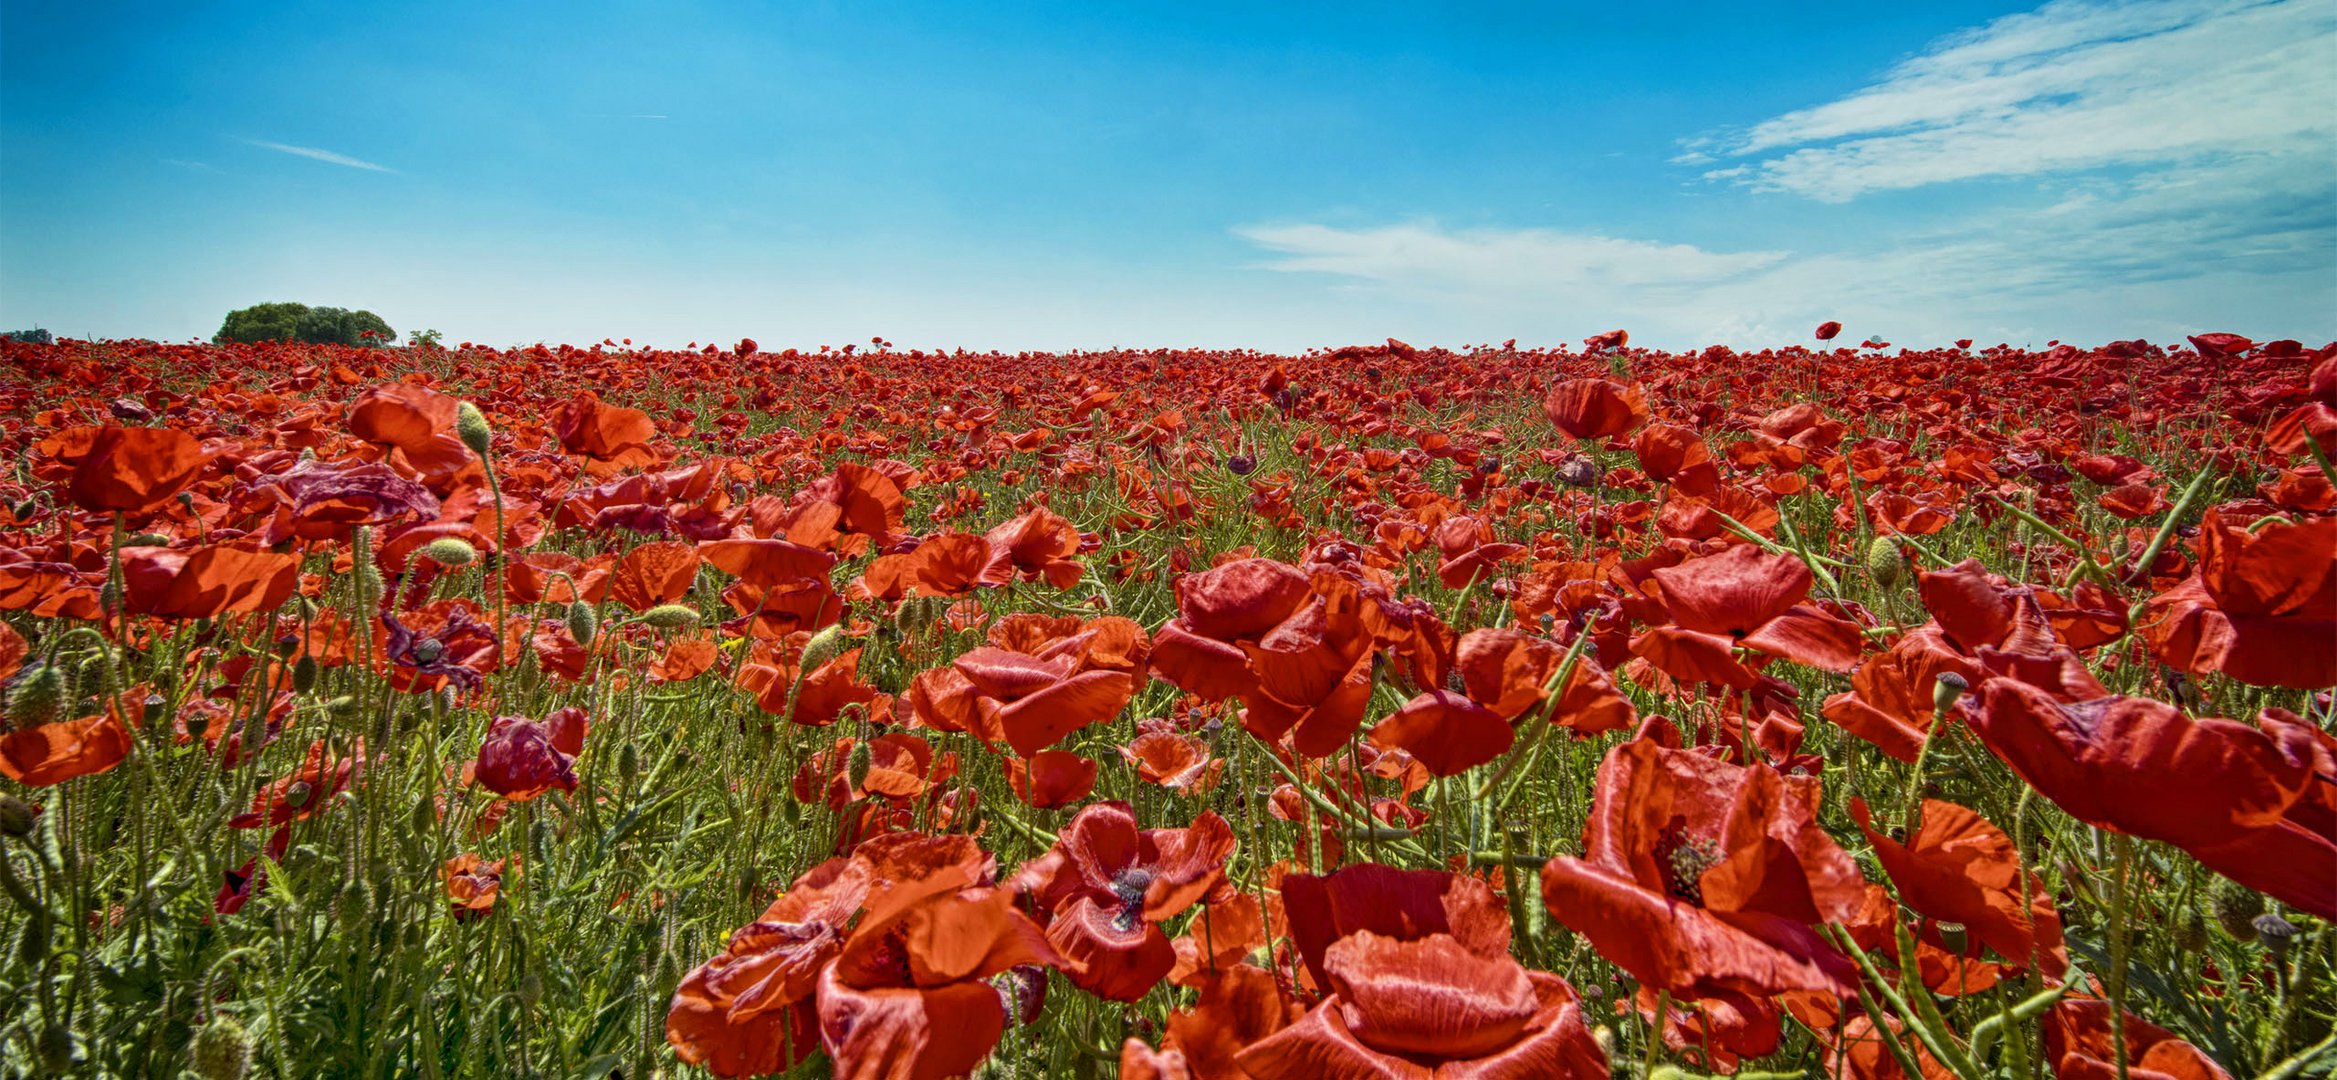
3;1;2331;350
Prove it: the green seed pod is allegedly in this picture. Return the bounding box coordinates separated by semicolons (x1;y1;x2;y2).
4;662;68;730
799;624;845;673
418;537;478;567
292;655;319;693
846;740;874;796
2254;912;2297;958
1931;672;1968;719
566;600;598;646
1934;922;1968;954
326;695;360;719
640;604;700;630
456;401;494;457
189;1013;253;1080
126;532;173;547
1866;534;1906;591
0;794;35;838
2212;879;2264;938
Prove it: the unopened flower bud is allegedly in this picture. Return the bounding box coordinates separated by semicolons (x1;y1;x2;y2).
189;1013;252;1080
799;624;844;672
517;972;544;1010
4;663;67;731
418;537;477;567
292;655;319;693
565;600;597;646
37;1022;79;1071
455;401;493;456
1866;534;1906;591
846;741;875;796
0;795;36;838
2212;879;2264;938
640;604;699;630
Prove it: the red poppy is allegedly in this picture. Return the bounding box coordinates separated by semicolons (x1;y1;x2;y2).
1820;625;1984;762
444;853;507;919
815;881;1059;1079
0;691;138;786
1543;377;1649;441
1014;801;1235;1002
983;506;1087;588
2044;1000;2232;1080
1538;736;1862;1008
1631;543;1862;690
2141;508;2336;689
120;543;301;619
610;540;703;612
553;391;658;461
1815;320;1843;341
1851;798;2065;976
1122;964;1302;1079
1236;930;1609;1079
1121;729;1223;794
1004;749;1097;809
1278;864;1513;991
231;738;362;828
474;713;580;801
55;425;208;514
1971;682;2335;918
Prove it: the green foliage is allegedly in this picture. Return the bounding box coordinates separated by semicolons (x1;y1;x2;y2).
214;303;396;346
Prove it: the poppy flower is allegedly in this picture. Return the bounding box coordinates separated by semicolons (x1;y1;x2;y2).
2044;1000;2232;1080
1631;543;1862;690
1367;689;1512;777
379;603;502;694
553;391;658;462
1971;682;2335;918
56;425;207;514
474;713;580;801
2140;508;2335;689
1278;864;1513;991
940;638;1139;757
444;853;507;919
1538;736;1863;1010
1014;801;1235;1002
1816;321;1843;341
250;455;440;541
1820;625;1984;762
1236;930;1609;1079
816;881;1059;1080
666;837;969;1077
1851;798;2065;976
1451;627;1635;733
1634;423;1721;497
1167;893;1269;987
609;540;703;612
0;690;138;786
1151;558;1314;703
982;506;1087;588
119;543;301;619
1121;730;1223;794
1123;964;1302;1079
230;738;362;828
1543;378;1648;441
1004;749;1097;809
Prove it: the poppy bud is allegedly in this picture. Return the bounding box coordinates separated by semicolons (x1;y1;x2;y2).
412;793;438;835
9;497;35;520
846;741;874;797
640;604;699;630
1866;535;1906;591
72;652;114;699
2175;910;2208;952
127;532;172;546
326;695;360;719
99;580;120;615
2211;879;2263;938
37;1022;79;1071
455;401;493;456
4;663;67;731
565;600;597;647
419;538;477;567
2253;912;2297;957
189;1013;252;1080
17;911;49;964
292;655;318;693
617;741;640;789
799;624;844;672
1932;672;1968;718
333;880;371;935
518;973;544;1010
0;795;35;838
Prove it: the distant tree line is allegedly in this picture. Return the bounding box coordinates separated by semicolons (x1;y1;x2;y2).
214;302;396;346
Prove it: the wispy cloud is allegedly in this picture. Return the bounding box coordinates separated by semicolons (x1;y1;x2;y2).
586;113;669;120
243;139;396;172
1238;223;1786;299
1687;0;2337;201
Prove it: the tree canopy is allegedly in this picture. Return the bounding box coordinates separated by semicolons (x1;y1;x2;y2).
215;302;395;346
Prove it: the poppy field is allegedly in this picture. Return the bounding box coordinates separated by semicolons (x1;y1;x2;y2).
0;329;2331;1079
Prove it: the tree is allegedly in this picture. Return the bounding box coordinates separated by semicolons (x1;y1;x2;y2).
214;303;396;346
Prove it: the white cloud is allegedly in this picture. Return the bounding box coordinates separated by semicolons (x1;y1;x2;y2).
1237;223;1787;298
1692;0;2337;201
244;139;396;173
